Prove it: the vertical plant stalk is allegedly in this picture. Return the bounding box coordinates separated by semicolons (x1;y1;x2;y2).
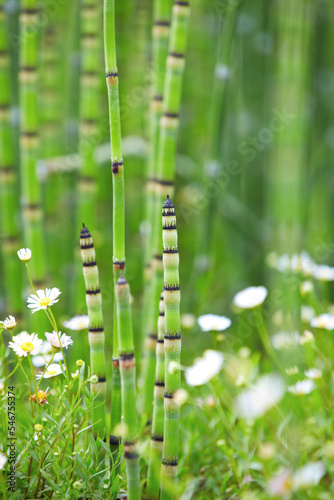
80;224;106;438
160;196;181;499
116;276;140;500
142;0;190;421
141;0;173;355
75;0;102;314
0;0;22;316
145;290;165;498
104;0;125;453
19;0;47;330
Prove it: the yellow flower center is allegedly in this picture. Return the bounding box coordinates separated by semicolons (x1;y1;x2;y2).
39;297;51;307
21;342;34;353
47;370;58;376
37;391;46;399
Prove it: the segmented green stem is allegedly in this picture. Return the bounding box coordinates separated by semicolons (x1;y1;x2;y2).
80;224;106;438
146;291;165;498
160;196;181;499
0;0;22;315
104;0;128;453
116;277;140;500
19;0;47;296
140;0;172;380
75;0;102;314
142;0;190;421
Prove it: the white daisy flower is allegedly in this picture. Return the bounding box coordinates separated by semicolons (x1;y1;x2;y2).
301;306;315;323
299;330;314;345
17;248;31;262
300;281;313;296
267;468;293;497
290;252;314;276
63;315;89;331
310;313;334;331
293;461;325;489
180;313;196;330
3;315;16;330
27;288;61;313
31;341;63;367
197;314;232;332
45;331;73;350
36;363;63;379
233;286;268;309
305;368;322;380
288;379;315;395
8;331;43;357
313;265;334;282
185;350;224;386
286;366;299;376
235;374;285;420
0;452;7;470
271;331;300;350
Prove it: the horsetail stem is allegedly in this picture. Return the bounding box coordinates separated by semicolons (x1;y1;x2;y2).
142;0;190;421
104;0;126;452
146;290;165;499
0;0;22;316
19;0;47;303
116;276;140;500
75;0;102;314
160;196;181;500
144;0;173;267
140;0;173;370
80;224;106;438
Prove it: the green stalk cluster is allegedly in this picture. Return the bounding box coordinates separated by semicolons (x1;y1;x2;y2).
160;196;181;500
19;0;47;329
142;0;190;421
145;290;165;499
75;0;102;314
0;0;22;316
80;224;106;438
104;0;125;452
115;276;140;500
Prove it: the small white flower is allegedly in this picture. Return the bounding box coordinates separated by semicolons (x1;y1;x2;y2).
286;366;299;376
299;330;314;345
63;315;89;331
301;306;315;323
290;252;314;276
310;313;334;330
288;379;315;395
31;341;63;367
271;331;300;350
197;314;231;332
267;468;293;497
45;331;73;350
293;461;325;489
305;368;322;380
9;331;43;357
36;363;62;379
185;350;224;386
168;361;180;375
17;248;31;262
173;389;188;406
0;452;7;470
235;374;285;420
27;288;61;313
180;314;196;329
300;281;313;296
313;265;334;282
3;315;16;330
233;286;268;309
276;254;291;272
